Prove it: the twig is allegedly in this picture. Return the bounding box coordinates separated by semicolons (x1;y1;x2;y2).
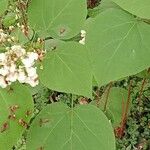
103;82;113;112
138;68;150;105
121;80;132;132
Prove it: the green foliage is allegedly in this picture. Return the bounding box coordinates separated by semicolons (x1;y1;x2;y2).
0;0;150;149
26;102;116;150
136;69;150;80
28;0;87;39
88;0;118;17
0;0;8;15
2;12;16;27
112;0;150;19
91;87;129;127
116;80;150;149
39;40;92;98
0;83;34;150
86;8;150;87
104;87;128;127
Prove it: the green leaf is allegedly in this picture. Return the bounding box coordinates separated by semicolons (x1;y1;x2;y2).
86;8;150;86
28;0;87;39
91;87;128;127
103;87;128;127
0;0;8;15
136;69;150;80
112;0;150;19
26;103;116;150
2;12;16;27
39;40;92;98
11;28;33;44
0;83;34;150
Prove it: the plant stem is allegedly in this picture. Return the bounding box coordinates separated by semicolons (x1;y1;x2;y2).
121;80;132;130
138;68;150;105
138;78;147;105
104;82;113;112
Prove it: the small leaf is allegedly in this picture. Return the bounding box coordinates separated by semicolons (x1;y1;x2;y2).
0;83;34;150
11;28;33;44
103;87;128;127
39;41;92;98
2;12;16;27
28;0;87;39
26;103;116;150
112;0;150;19
91;87;128;127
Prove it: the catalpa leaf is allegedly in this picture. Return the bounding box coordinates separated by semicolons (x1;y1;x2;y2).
38;41;92;98
26;103;116;150
28;0;87;39
112;0;150;19
86;8;150;86
0;83;34;150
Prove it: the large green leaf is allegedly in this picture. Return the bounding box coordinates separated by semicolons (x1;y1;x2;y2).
112;0;150;19
39;41;92;98
86;8;150;86
0;83;34;150
26;103;116;150
0;0;8;15
28;0;87;39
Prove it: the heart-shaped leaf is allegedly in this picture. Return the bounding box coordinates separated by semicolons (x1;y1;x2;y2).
86;8;150;86
28;0;87;39
39;41;92;98
0;83;34;150
26;103;116;150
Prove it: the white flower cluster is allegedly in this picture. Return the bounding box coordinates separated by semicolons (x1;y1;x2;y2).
0;45;39;88
0;29;8;43
79;30;86;45
0;29;15;43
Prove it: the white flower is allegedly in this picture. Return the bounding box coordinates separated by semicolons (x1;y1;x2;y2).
26;67;37;77
9;26;14;31
0;37;40;88
79;38;86;45
27;52;39;61
9;63;16;73
79;30;86;45
0;67;9;76
81;30;86;38
22;57;33;68
11;45;26;57
18;69;27;83
22;52;38;68
6;72;18;82
25;75;39;87
0;31;8;43
0;76;7;88
0;53;6;63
